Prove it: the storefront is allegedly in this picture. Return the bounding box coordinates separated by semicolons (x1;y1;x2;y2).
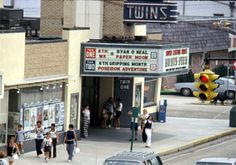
80;41;190;127
1;76;67;151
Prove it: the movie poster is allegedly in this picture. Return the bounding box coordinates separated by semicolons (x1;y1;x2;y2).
0;123;6;144
55;103;60;124
30;107;37;130
24;108;30;131
37;106;43;122
43;105;49;127
59;102;64;124
49;104;56;125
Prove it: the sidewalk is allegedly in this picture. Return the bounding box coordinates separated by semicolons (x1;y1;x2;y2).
15;117;236;165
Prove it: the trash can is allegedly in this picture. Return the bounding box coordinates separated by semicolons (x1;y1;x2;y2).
229;106;236;127
158;99;167;123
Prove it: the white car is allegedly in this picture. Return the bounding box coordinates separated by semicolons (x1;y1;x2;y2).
174;77;236;99
195;157;236;165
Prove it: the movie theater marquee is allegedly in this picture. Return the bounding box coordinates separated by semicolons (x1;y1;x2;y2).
81;43;189;77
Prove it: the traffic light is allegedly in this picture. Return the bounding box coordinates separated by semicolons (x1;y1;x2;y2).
193;69;220;101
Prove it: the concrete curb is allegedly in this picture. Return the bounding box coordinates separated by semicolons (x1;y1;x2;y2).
158;128;236;157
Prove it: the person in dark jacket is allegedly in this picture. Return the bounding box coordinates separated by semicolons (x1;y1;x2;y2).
64;124;77;162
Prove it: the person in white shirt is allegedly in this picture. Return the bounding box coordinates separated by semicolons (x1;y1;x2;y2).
145;115;154;148
43;132;52;162
82;105;91;138
49;123;58;158
115;98;123;129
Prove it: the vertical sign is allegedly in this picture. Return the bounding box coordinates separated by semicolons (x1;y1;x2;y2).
229;34;236;52
0;74;3;99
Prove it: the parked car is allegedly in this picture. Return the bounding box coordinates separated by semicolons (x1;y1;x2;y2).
104;151;163;165
195;157;236;165
174;77;236;99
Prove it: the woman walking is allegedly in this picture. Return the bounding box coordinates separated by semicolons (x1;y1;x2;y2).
82;105;90;138
64;124;77;162
115;98;122;129
145;115;154;148
15;124;25;154
34;121;44;157
49;123;58;158
7;136;20;165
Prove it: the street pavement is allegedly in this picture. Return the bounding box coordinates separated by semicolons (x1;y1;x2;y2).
14;117;236;165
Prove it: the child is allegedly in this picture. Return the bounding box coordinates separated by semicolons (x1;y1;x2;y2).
16;124;25;154
0;151;7;165
43;132;52;162
49;123;58;158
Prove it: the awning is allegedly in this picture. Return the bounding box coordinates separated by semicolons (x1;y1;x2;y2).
4;74;69;90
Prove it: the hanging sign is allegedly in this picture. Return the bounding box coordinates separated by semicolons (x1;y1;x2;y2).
123;1;178;23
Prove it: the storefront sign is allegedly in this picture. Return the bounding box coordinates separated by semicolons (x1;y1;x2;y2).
161;48;189;72
0;74;3;99
123;1;178;23
81;43;189;77
229;34;236;52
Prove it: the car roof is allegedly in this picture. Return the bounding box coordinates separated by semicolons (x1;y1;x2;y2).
104;151;157;163
197;157;236;163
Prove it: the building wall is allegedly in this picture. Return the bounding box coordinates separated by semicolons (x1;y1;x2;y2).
40;0;63;37
0;32;25;85
103;0;134;39
25;41;68;78
62;28;90;130
0;0;3;7
75;0;103;39
64;0;76;29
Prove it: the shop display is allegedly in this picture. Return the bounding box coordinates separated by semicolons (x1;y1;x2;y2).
23;102;65;141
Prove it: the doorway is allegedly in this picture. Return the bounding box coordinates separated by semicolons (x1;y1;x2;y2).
81;77;100;126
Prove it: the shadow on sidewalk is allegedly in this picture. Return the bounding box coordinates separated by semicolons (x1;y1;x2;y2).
81;127;175;143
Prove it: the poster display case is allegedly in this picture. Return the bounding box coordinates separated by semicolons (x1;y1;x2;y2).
23;102;64;141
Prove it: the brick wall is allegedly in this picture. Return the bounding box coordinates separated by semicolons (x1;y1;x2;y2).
40;0;64;37
103;0;134;39
25;41;68;78
63;0;76;28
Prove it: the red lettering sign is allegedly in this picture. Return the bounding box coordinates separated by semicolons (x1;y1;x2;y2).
166;50;172;56
85;48;96;58
181;49;187;54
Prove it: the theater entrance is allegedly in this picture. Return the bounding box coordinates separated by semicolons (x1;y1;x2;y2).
81;77;133;128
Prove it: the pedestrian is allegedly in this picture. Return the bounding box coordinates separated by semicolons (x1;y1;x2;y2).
43;132;52;163
0;151;8;165
145;115;154;148
49;123;58;158
7;136;20;165
128;109;139;141
82;105;90;138
101;108;108;128
34;121;44;157
105;97;115;128
64;124;77;162
15;124;24;154
139;109;149;142
115;98;122;129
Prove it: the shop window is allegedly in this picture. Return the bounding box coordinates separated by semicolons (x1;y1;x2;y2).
0;91;9;145
70;93;79;129
8;85;65;140
144;78;156;106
